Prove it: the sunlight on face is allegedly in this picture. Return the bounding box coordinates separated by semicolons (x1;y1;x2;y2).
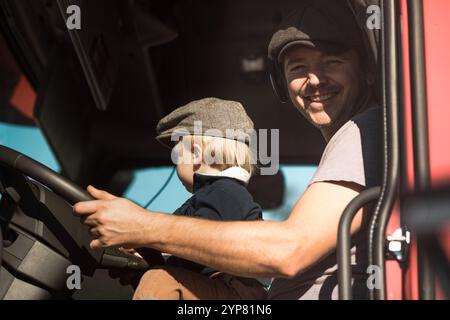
283;46;362;131
173;140;195;192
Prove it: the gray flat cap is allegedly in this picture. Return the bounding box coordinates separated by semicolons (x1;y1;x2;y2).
156;97;254;148
268;0;364;63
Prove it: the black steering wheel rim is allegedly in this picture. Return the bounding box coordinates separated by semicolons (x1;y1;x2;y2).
0;145;93;205
0;144;105;266
0;145;156;273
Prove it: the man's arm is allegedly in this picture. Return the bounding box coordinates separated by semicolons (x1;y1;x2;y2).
74;182;365;279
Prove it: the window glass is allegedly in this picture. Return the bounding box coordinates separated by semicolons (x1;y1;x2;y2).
124;165;317;221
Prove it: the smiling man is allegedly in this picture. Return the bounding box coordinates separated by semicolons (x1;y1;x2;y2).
284;47;364;134
74;1;382;300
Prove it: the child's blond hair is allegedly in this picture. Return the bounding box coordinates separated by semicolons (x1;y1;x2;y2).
182;135;255;176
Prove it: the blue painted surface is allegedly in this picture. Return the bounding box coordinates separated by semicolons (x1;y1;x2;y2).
1;122;317;221
125;165;317;221
263;165;316;221
0;122;60;172
124;166;190;212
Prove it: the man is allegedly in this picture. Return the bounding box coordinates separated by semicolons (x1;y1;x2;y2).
74;2;382;299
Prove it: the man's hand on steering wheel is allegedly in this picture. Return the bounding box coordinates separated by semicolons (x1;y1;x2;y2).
73;186;151;250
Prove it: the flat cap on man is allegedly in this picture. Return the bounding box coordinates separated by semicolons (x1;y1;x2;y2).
268;0;365;63
156;97;254;148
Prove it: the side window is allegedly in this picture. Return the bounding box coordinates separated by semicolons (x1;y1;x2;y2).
124;167;190;213
0;123;60;172
263;165;316;221
124;165;316;220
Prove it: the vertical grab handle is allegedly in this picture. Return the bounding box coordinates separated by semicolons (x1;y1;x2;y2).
337;186;381;300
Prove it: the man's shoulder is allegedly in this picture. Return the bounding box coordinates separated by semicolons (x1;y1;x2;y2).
334;105;382;142
310;104;383;188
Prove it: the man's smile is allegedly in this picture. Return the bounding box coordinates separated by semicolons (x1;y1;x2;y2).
304;92;339;103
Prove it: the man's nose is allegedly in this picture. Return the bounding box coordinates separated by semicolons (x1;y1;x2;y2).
307;69;328;87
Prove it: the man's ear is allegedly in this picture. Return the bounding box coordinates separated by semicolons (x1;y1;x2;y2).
192;143;203;165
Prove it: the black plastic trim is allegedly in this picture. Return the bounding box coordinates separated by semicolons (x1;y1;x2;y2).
338;186;381;300
407;0;434;300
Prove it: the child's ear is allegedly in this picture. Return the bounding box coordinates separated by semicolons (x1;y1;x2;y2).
192;143;203;165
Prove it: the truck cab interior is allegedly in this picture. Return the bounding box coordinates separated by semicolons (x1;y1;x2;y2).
0;0;449;300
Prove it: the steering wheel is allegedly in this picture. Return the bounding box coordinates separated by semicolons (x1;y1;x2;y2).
0;145;158;299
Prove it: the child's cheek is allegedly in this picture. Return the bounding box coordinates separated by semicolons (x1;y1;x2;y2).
176;163;193;190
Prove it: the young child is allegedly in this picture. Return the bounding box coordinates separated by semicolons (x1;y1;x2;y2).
133;97;268;300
